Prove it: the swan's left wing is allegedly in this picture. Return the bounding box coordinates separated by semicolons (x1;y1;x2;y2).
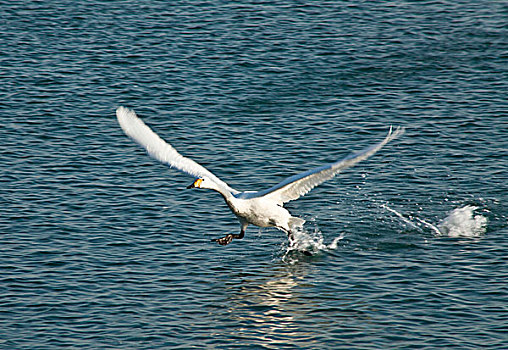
247;126;404;205
116;106;239;194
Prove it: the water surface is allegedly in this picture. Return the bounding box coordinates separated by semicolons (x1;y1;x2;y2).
1;1;507;348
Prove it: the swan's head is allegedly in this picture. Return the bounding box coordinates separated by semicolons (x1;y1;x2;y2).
186;177;214;190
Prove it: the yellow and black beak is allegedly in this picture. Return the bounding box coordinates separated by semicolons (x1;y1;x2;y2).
186;178;202;189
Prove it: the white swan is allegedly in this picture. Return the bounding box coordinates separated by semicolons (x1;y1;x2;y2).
116;106;404;246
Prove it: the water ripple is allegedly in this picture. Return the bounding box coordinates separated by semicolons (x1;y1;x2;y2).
1;0;507;349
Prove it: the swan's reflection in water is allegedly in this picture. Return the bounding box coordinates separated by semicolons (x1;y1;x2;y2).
217;261;320;347
205;251;373;348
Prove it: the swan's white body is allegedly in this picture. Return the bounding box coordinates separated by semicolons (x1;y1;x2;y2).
116;106;404;245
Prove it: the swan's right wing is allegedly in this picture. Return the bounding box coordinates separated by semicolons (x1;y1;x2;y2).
249;126;404;205
116;106;239;194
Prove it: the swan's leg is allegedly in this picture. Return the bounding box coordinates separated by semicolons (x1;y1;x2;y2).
287;230;295;246
212;227;245;246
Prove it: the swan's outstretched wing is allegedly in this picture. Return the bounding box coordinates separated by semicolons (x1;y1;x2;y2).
116;106;239;194
249;126;404;205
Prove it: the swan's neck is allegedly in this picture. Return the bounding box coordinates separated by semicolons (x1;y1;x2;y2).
208;184;234;202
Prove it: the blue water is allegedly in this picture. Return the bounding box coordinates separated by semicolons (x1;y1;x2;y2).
1;1;507;348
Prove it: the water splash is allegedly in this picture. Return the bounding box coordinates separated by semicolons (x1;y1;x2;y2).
281;225;345;263
438;205;488;238
381;203;426;233
381;203;488;238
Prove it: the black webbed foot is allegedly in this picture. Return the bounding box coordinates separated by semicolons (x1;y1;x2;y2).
212;234;234;246
212;229;245;246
